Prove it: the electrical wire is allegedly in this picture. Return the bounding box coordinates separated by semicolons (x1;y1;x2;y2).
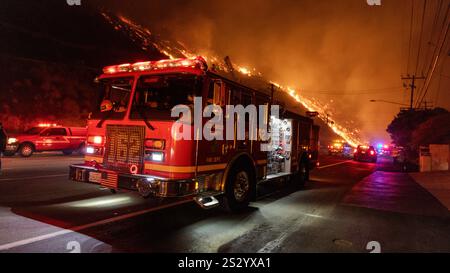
301;86;402;96
416;4;450;107
423;0;444;72
415;0;428;75
406;0;415;74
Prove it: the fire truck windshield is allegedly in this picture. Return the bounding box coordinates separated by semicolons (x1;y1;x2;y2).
90;77;133;120
130;74;202;119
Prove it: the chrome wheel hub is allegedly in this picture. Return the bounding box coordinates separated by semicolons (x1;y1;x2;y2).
233;171;250;202
22;146;32;156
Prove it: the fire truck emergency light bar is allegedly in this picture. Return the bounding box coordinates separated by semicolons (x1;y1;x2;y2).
102;56;208;74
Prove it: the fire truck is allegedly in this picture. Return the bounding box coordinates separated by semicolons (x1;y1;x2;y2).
69;56;319;211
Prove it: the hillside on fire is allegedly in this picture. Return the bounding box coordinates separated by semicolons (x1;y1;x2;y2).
0;0;339;142
0;0;163;132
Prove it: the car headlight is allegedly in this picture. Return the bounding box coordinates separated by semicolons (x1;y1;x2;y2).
7;138;18;144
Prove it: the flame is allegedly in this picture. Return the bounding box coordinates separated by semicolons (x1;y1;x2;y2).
237;66;252;76
102;12;363;147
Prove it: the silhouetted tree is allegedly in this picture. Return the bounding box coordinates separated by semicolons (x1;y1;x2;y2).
411;113;450;147
386;108;449;161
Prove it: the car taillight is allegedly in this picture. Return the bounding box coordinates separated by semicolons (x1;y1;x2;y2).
87;135;104;145
370;150;375;155
145;139;165;149
354;149;357;153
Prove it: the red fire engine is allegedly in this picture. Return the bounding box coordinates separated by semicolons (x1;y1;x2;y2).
70;56;319;211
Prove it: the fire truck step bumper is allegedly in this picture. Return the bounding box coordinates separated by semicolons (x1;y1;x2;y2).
193;195;220;209
69;164;197;198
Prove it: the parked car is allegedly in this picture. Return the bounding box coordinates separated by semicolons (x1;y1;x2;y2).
4;124;87;157
353;145;377;163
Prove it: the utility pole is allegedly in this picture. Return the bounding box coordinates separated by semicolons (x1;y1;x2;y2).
401;75;426;110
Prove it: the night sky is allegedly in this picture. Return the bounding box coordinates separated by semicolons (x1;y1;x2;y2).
1;0;448;142
90;0;450;143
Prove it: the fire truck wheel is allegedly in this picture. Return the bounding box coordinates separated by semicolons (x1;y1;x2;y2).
223;164;254;212
296;159;309;187
19;143;34;157
62;150;73;155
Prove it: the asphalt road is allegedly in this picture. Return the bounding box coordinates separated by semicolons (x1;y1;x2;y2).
0;153;448;253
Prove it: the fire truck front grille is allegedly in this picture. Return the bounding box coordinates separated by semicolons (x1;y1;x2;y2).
104;125;145;173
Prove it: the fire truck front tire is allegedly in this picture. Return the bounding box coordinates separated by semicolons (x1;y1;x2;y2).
19;143;34;157
222;163;255;212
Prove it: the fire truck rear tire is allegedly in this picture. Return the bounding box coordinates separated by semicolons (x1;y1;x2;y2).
222;163;255;212
19;143;34;157
295;159;309;187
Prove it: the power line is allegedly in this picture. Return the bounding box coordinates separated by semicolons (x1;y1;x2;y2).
416;3;450;107
423;0;444;71
301;86;402;95
407;0;415;74
414;0;433;103
415;0;428;75
416;3;450;108
415;2;450;106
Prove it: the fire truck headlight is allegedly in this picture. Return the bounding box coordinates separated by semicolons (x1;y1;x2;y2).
151;152;164;162
7;138;18;144
86;146;95;154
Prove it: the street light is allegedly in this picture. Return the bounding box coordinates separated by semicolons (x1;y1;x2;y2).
369;100;409;106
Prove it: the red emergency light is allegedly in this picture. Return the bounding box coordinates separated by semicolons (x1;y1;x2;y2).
102;56;208;74
38;123;60;127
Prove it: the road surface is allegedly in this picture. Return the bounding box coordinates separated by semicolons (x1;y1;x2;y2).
0;153;448;253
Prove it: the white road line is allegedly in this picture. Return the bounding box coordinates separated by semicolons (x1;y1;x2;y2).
257;212;324;253
0;174;67;181
317;160;353;169
0;199;192;251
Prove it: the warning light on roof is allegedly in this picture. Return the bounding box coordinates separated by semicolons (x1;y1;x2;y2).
38;123;59;127
102;56;208;74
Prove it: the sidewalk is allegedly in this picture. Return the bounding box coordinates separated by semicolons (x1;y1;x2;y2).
409;171;450;211
343;171;449;217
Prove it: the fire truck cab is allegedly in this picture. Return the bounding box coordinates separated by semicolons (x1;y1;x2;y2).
70;57;319;211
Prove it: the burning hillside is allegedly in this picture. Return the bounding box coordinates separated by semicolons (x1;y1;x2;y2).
101;12;364;146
